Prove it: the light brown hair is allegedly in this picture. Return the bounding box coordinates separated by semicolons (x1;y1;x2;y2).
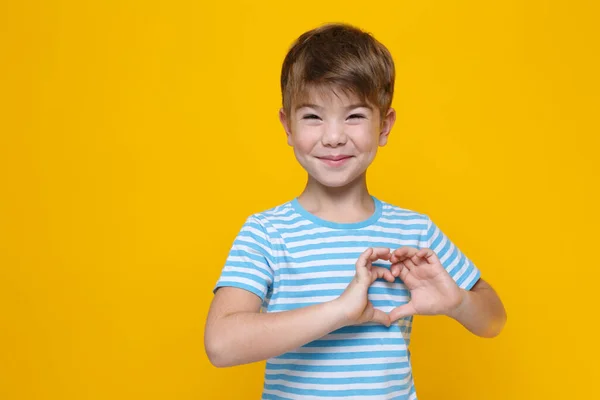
280;23;395;119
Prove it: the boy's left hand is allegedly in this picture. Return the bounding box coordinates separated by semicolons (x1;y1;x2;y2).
388;247;464;322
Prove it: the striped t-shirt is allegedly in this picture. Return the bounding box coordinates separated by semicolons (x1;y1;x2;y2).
214;196;481;400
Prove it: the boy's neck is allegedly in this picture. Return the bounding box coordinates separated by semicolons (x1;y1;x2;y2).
297;174;376;224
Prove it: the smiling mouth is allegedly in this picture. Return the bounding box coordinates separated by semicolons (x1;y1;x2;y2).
317;155;353;167
318;155;353;161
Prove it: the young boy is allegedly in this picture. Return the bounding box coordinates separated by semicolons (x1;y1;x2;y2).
205;23;506;399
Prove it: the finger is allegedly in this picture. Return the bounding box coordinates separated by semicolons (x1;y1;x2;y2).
371;266;395;283
403;257;417;270
356;248;374;268
410;252;428;266
389;302;416;322
369;247;391;262
410;255;424;267
390;262;411;281
397;262;411;282
390;247;419;264
390;249;405;264
416;248;439;264
390;263;400;277
370;308;391;327
355;248;374;280
391;247;419;260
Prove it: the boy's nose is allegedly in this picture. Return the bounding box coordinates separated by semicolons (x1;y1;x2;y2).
321;122;347;147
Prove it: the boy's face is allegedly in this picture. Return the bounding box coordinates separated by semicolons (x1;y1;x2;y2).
280;87;396;189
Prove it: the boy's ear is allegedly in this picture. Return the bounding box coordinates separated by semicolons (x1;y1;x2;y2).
279;108;293;146
378;107;397;147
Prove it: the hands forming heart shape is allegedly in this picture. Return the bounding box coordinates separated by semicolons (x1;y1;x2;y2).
337;247;465;327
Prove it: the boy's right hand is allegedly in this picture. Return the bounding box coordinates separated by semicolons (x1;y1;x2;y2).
335;247;395;327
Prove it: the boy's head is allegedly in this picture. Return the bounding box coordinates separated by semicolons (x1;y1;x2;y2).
280;23;395;120
279;23;397;189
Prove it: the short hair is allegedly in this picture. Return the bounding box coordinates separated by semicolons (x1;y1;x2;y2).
280;23;395;119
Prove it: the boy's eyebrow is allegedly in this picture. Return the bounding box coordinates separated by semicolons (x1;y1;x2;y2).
295;103;373;111
295;103;323;111
345;103;372;110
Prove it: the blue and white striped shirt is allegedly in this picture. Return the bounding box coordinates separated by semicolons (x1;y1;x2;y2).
214;196;481;399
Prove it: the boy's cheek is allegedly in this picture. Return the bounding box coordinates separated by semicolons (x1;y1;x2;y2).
293;135;318;151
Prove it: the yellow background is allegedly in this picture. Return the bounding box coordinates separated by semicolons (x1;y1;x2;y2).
1;1;599;399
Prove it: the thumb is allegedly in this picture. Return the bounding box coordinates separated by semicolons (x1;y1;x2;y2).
370;308;391;327
389;302;416;323
355;247;373;281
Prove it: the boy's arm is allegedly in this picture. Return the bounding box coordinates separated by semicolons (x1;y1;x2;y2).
205;287;347;368
205;247;395;368
447;278;506;338
388;247;506;338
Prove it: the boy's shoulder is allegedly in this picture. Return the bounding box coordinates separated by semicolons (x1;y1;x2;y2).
243;199;297;225
238;200;295;227
377;198;429;218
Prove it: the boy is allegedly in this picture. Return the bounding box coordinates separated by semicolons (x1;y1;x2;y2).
205;23;506;399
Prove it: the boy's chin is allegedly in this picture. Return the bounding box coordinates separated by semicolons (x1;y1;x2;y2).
308;172;365;189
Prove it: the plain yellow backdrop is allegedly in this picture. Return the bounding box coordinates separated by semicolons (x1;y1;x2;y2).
1;1;599;399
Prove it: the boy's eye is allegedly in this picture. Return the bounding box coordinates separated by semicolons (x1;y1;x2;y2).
348;114;366;119
302;114;321;120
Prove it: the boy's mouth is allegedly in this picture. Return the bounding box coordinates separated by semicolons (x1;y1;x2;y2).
317;155;353;167
318;155;353;161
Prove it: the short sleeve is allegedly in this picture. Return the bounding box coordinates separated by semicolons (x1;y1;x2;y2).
423;216;481;290
213;216;275;301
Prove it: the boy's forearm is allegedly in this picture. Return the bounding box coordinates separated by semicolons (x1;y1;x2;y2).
206;299;348;367
448;282;506;338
